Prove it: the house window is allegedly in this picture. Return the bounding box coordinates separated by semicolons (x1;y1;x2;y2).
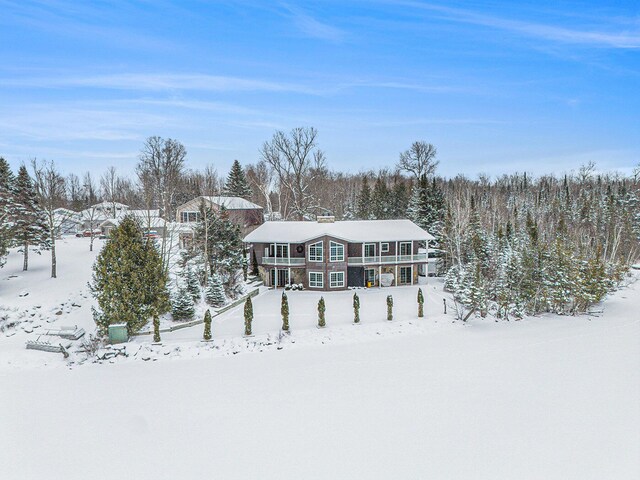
276;244;289;258
399;242;412;256
308;241;323;262
381;243;389;253
330;271;345;288
181;211;200;223
364;243;376;257
399;266;412;285
329;241;344;262
309;271;324;288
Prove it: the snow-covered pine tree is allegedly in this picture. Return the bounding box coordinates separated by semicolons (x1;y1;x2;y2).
281;292;289;331
251;250;259;276
222;160;252;199
153;315;161;343
389;179;409;219
172;287;196;320
386;295;393;321
184;266;202;302
13;165;51;271
0;157;17;268
203;309;212;341
205;273;226;307
353;292;360;323
371;176;390;219
356;177;371;220
417;288;424;317
91;216;170;335
317;297;326;327
244;296;253;336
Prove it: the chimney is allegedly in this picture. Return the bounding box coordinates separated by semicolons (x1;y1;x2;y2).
317;215;335;223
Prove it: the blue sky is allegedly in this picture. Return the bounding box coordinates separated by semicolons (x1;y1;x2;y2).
0;0;638;178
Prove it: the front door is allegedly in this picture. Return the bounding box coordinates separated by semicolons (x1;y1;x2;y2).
270;269;290;287
365;268;376;287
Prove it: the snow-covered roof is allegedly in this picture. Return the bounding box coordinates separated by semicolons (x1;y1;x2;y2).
90;201;129;211
100;216;166;229
244;219;434;244
191;196;262;210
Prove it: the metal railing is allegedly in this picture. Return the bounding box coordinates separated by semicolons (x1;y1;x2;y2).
262;256;306;266
347;253;427;265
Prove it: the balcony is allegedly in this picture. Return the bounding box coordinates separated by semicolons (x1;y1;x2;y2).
347;253;427;266
262;256;306;266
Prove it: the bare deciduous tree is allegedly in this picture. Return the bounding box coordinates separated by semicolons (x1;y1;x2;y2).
397;141;439;180
260;127;326;220
31;159;67;278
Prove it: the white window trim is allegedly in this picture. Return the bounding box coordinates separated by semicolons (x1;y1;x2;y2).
308;241;323;262
308;271;324;288
399;266;412;285
399;242;412;256
381;242;389;253
329;241;345;262
364;243;376;257
329;271;345;288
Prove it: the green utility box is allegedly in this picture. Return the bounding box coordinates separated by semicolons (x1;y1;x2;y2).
108;323;129;344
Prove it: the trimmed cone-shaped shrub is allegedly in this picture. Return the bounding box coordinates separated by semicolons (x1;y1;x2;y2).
203;309;212;341
244;296;253;336
387;295;393;321
172;288;195;320
417;288;424;318
153;315;161;343
205;274;226;307
281;292;289;331
353;292;360;324
317;297;326;328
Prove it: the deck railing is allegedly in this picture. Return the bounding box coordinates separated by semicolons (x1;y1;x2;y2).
262;256;306;266
347;253;427;266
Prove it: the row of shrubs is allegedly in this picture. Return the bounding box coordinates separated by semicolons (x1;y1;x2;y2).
155;288;426;342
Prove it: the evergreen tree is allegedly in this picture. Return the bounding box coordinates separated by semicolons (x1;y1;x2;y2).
417;288;424;317
244;296;253;336
371;176;390;219
204;274;227;307
356;177;371;220
353;292;360;324
13;165;50;271
203;309;212;341
205;273;227;307
317;297;326;327
251;250;259;276
386;295;393;320
0;157;17;267
407;174;445;240
172;287;196;320
91;216;170;335
153;315;161;343
222;160;252;198
184;266;201;302
390;179;409;218
281;292;290;331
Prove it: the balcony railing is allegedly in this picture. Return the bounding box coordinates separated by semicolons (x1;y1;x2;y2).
347;253;427;266
262;256;306;266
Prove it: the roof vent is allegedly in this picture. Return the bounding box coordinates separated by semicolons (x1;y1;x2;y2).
317;215;335;223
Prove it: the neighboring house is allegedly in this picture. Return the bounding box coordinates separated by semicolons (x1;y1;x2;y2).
176;196;264;248
79;202;130;230
99;210;165;237
244;216;434;290
52;208;83;235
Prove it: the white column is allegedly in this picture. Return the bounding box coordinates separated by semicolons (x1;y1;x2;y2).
362;242;365;265
395;241;398;263
395;264;398;287
378;265;381;288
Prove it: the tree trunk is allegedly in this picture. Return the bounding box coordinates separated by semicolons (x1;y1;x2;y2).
23;241;29;271
51;236;57;278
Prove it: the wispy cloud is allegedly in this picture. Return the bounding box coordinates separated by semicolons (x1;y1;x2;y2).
397;1;640;49
281;4;346;43
1;73;320;95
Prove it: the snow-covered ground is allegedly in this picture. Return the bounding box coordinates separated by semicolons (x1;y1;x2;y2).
1;238;639;479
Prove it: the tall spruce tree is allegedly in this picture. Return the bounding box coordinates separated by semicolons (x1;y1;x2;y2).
13;165;50;271
222;160;252;198
356;177;371;220
371;176;390;219
205;273;227;307
90;216;170;335
0;158;17;267
172;287;196;320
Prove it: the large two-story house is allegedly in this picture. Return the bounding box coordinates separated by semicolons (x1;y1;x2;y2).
244;217;434;290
